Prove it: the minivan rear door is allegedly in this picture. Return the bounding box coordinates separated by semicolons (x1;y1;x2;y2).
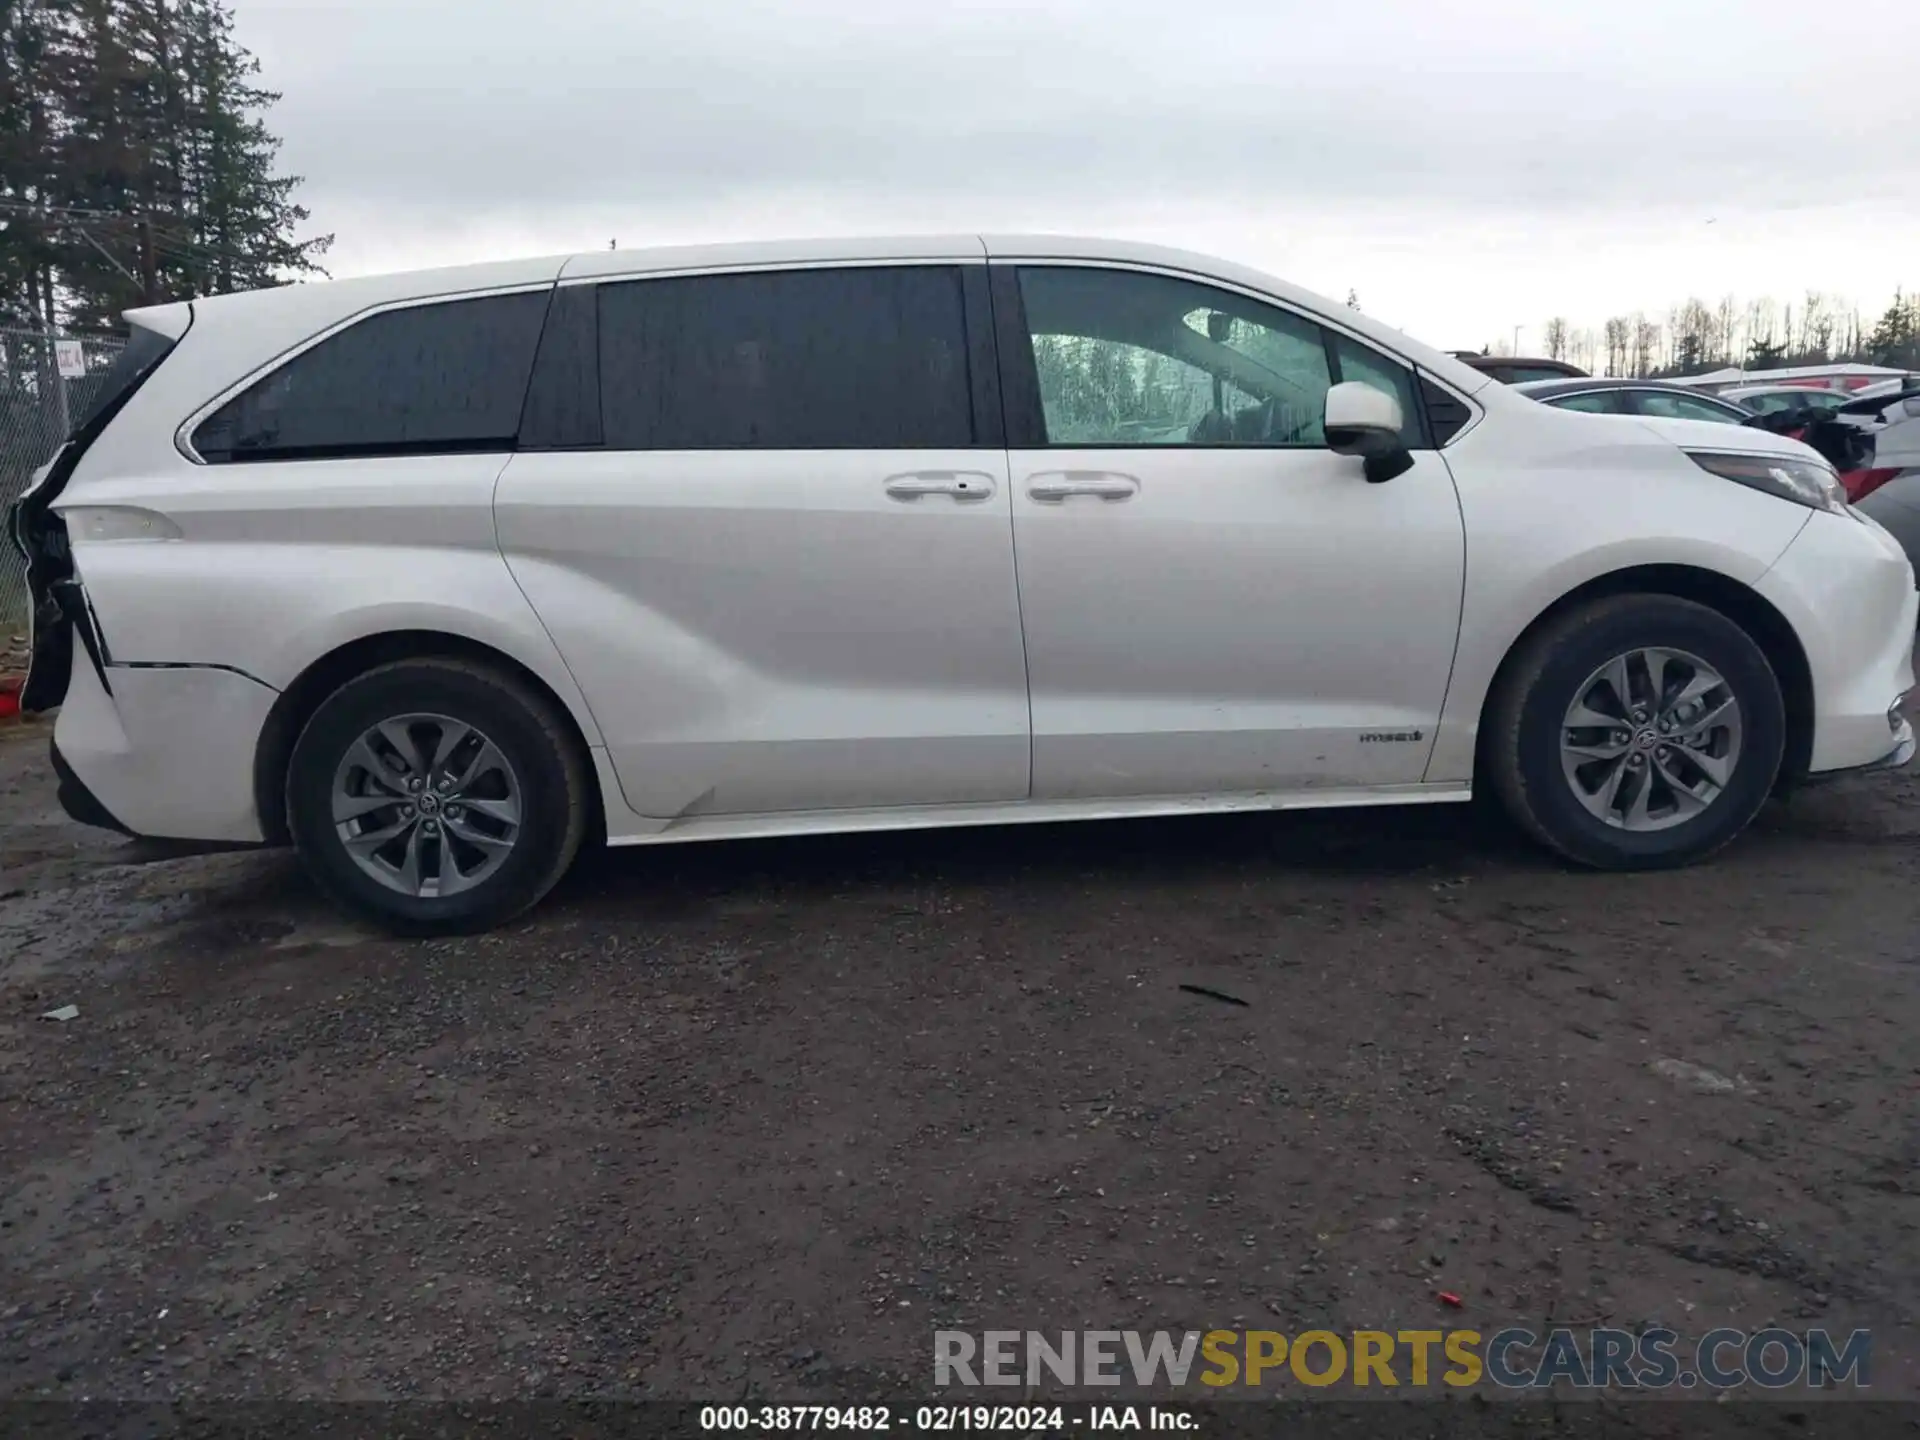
495;256;1032;820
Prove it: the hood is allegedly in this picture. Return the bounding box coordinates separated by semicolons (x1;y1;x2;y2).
1628;414;1833;466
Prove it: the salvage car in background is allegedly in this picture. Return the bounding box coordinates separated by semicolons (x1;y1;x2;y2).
1722;384;1853;418
1841;387;1920;574
10;235;1916;934
1451;352;1589;385
1514;378;1755;424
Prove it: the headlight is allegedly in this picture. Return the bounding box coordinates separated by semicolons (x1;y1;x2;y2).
1688;451;1849;516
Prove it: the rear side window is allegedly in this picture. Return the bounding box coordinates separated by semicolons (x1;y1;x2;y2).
1629;390;1746;424
596;266;974;449
74;325;177;436
1550;391;1622;414
191;290;551;463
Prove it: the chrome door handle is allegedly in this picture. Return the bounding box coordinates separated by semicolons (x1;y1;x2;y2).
1026;472;1140;503
884;471;996;502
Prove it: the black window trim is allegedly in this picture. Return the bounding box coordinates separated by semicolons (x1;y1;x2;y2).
986;258;1456;452
547;259;1001;454
174;279;561;466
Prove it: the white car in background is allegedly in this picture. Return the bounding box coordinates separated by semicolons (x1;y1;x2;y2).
1721;384;1854;418
1845;386;1920;571
9;236;1916;934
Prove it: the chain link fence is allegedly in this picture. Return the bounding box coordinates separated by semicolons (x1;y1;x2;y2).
2;327;126;642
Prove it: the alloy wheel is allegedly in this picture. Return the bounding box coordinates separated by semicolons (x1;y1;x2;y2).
1559;647;1743;832
330;713;523;897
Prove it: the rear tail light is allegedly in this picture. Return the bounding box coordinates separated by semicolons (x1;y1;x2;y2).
1842;468;1902;503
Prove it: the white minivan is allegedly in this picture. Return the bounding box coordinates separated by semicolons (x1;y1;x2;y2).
10;236;1916;933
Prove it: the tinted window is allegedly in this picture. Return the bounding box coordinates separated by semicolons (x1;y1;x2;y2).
75;326;176;435
1503;365;1582;385
1549;391;1623;413
1014;266;1338;446
1629;390;1746;424
191;290;551;463
518;283;602;450
596;266;973;450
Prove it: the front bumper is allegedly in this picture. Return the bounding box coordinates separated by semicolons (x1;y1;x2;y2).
1881;714;1918;771
1754;509;1919;776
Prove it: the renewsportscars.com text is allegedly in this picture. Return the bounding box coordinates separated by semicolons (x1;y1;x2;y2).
934;1327;1871;1391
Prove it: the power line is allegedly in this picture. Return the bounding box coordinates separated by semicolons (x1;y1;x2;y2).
1;199;264;269
0;198;140;224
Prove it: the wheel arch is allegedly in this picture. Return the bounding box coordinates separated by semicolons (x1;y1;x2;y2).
253;630;604;846
1473;563;1815;792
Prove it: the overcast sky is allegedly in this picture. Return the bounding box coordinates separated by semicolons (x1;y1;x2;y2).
232;0;1919;353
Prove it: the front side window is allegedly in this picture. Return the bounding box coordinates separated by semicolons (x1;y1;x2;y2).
1630;390;1746;424
596;265;974;450
191;290;551;463
1328;334;1421;443
1016;267;1348;447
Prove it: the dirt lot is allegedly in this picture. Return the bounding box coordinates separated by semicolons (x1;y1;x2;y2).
3;674;1920;1417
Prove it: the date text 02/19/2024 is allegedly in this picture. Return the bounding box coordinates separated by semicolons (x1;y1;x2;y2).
698;1406;1193;1432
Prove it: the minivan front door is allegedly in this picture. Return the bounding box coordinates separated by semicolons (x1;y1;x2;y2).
993;262;1466;801
496;261;1032;820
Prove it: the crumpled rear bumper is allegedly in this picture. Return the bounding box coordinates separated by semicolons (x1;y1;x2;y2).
52;642;280;843
50;735;134;836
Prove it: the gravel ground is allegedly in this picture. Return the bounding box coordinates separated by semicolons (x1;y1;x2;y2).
3;670;1919;1417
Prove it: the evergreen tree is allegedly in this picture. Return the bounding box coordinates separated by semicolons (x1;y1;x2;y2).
1867;291;1919;370
0;0;66;329
0;0;327;331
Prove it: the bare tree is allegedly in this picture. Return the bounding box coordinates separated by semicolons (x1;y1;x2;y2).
1800;291;1835;363
1543;317;1569;361
1669;298;1716;375
1631;314;1660;378
1603;317;1629;376
1570;327;1599;374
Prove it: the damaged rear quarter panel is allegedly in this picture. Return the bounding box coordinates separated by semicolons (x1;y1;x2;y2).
52;456;606;748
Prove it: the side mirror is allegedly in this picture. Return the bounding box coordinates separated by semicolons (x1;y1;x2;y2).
1325;381;1413;483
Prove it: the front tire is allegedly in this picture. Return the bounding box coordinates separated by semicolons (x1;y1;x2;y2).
1485;594;1785;870
286;658;589;935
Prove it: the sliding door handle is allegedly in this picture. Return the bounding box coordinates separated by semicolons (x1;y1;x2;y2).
884;471;997;502
1026;472;1140;503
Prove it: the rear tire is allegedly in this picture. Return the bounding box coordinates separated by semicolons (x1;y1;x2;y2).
1485;594;1785;870
286;658;589;935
